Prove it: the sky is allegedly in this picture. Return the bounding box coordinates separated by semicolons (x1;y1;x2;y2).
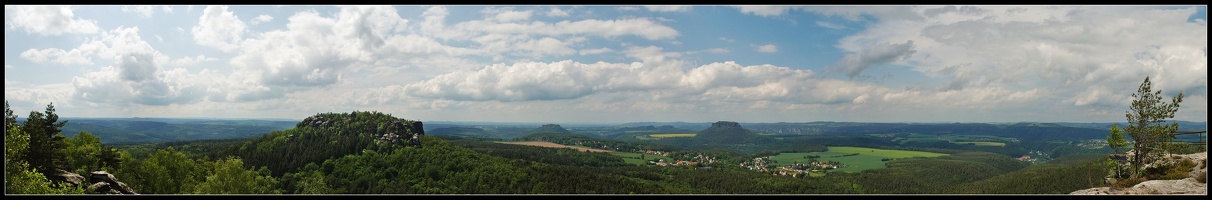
4;5;1208;124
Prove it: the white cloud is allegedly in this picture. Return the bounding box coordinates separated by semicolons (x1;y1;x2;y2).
617;7;640;11
623;45;683;64
191;5;247;52
122;5;154;18
816;21;846;30
579;47;613;55
833;40;916;79
645;5;691;12
755;44;778;53
4;83;74;109
67;27;210;106
827;6;1205;121
418;6;679;61
249;14;274;25
401;59;830;105
547;7;569;17
20;48;94;65
718;37;735;43
482;7;533;22
224;6;412;102
5;5;100;36
171;55;217;67
734;6;799;17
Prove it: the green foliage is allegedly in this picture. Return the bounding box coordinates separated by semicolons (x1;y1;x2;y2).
949;154;1111;194
138;147;205;194
1143;158;1196;180
5;120;85;194
1106;124;1128;154
215;111;423;176
21;103;70;174
1112;176;1147;189
5;167;87;194
1123;76;1184;178
62;131;111;175
192;157;282;194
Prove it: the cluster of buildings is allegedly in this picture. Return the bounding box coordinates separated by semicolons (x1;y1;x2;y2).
644;150;672;156
651;159;700;166
739;157;772;171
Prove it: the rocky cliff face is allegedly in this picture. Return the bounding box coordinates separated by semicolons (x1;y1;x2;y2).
711;121;741;128
46;170;138;194
296;113;425;148
1070;152;1207;195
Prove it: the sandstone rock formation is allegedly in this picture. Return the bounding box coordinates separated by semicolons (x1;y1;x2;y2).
1071;152;1206;195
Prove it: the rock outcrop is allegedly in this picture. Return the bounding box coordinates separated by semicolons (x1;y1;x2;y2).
530;124;571;134
86;171;138;194
296;112;425;148
1071;152;1207;195
46;169;87;187
45;170;138;194
711;121;741;128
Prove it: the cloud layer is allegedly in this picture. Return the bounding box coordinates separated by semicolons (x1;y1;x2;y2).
4;5;1205;123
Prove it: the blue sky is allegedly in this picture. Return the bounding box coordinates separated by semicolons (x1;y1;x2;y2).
4;5;1207;123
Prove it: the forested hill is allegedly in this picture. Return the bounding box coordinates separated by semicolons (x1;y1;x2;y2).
745;122;1115;140
210;111;425;176
48;118;296;144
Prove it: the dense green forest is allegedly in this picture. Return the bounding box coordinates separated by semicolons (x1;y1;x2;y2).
7;105;1144;194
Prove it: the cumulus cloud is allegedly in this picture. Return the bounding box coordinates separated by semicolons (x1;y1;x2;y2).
224;6;411;102
482;7;533;22
401;59;829;105
5;5;100;36
20;48;94;65
4;83;74;110
824;6;1204;121
249;14;274;25
815;21;846;30
755;44;778;53
418;6;679;61
122;5;170;18
547;7;569;17
68;27;209;106
645;5;691;12
171;55;217;67
579;47;613;55
191;5;247;52
833;40;916;79
734;6;799;17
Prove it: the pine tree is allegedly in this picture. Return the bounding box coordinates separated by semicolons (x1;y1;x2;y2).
21;103;70;174
1123;77;1184;178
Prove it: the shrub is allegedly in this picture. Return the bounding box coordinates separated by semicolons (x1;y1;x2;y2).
1111;177;1147;189
1144;158;1196;180
1197;171;1206;183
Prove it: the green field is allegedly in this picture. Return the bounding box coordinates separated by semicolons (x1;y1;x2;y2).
610;152;676;166
649;133;696;138
951;141;1006;146
767;146;948;173
828;146;948;158
890;133;1015;147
